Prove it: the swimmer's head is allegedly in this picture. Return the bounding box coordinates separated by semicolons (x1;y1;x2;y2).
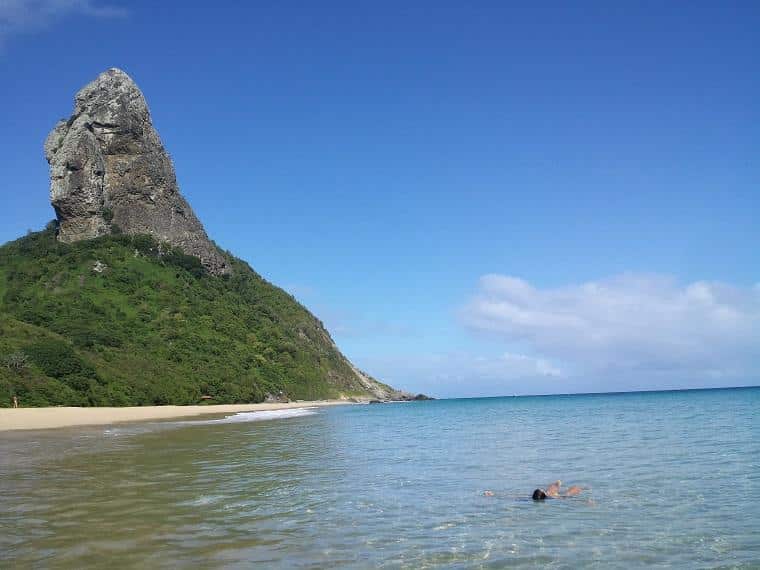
532;489;547;501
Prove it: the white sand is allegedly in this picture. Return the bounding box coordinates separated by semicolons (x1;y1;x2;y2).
0;400;351;431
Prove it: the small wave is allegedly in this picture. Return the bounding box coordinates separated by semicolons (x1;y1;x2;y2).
182;407;318;426
178;494;226;507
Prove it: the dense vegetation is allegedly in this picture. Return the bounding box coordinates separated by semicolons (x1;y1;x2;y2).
0;225;387;407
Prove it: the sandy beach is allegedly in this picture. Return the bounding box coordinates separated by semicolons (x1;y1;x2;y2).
0;400;351;432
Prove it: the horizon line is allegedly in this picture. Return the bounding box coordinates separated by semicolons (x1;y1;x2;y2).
435;384;760;401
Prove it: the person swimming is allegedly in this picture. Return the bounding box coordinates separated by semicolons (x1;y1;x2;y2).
484;481;584;501
532;480;583;500
546;480;561;497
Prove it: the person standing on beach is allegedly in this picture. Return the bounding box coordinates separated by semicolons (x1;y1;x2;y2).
11;395;18;408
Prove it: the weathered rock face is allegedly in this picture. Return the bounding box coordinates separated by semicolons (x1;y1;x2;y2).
44;68;229;275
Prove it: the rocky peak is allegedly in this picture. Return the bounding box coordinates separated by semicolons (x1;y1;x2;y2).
45;68;229;275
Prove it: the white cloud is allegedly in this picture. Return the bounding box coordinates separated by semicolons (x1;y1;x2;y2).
498;352;562;377
0;0;126;44
462;273;760;378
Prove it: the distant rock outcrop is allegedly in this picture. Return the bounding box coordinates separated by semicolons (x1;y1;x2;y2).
44;68;229;275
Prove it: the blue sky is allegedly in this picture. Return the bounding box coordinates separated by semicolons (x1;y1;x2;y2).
1;0;758;397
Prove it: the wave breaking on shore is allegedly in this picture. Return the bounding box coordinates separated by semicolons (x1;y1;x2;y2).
180;407;318;425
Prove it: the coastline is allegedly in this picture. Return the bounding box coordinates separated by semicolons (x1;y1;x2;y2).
0;400;351;432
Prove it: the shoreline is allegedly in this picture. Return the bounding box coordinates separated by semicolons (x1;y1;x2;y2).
0;400;351;432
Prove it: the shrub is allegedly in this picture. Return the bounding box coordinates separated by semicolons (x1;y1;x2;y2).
69;326;123;349
132;234;158;256
24;339;89;379
162;248;205;278
62;374;94;392
3;352;28;373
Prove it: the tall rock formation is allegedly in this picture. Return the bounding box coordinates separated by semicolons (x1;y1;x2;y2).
44;68;229;275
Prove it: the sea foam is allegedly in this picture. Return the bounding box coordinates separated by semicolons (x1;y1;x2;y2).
183;407;318;425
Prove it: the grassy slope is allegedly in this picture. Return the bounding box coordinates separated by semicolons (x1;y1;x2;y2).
0;226;387;407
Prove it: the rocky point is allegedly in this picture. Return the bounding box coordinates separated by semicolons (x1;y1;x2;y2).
44;68;229;275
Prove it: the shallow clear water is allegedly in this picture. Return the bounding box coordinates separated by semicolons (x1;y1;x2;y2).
1;388;758;568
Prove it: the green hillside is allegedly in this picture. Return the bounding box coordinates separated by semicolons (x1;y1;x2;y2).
0;225;392;407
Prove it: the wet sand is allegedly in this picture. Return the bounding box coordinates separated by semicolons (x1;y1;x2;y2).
0;400;352;431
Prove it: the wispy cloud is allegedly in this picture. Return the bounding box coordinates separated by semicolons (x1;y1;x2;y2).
0;0;127;45
354;351;563;398
324;309;416;339
284;283;415;339
462;273;760;379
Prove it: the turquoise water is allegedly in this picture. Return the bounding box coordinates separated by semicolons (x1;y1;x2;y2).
1;388;759;568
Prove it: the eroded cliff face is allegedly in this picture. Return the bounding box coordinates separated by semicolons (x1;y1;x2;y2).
44;68;229;275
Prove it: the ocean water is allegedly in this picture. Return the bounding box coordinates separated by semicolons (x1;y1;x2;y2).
1;388;758;568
